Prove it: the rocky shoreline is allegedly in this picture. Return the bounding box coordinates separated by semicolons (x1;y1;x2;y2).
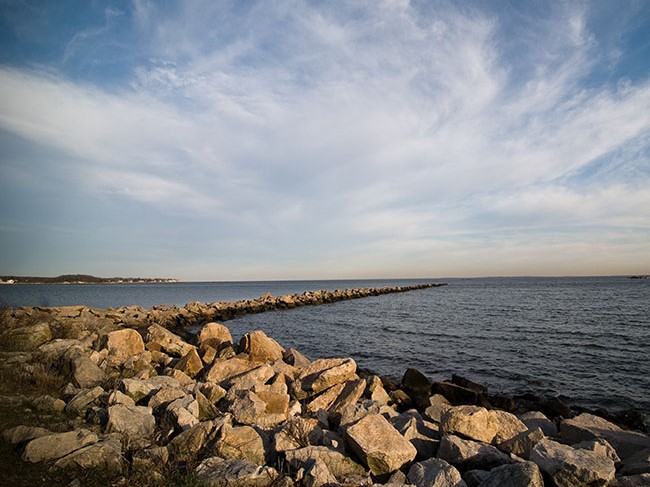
0;285;649;486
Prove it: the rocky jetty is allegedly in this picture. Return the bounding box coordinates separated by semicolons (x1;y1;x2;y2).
1;286;649;486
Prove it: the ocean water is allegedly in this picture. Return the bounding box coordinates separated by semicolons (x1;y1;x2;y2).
2;276;648;413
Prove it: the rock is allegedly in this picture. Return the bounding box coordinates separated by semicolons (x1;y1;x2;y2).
65;386;104;416
344;413;417;475
327;378;366;425
31;394;66;414
105;404;156;449
402;368;433;409
53;436;123;474
148;386;186;410
390;389;413;411
301;458;338;487
167;394;200;431
120;376;180;402
491;410;528;444
3;425;52;446
424;394;452;423
306;382;346;414
294;358;357;399
164;367;194;385
284;445;367;480
518;411;558;437
573;438;621;463
132;446;169;471
195;457;279;486
168;417;228;461
367;375;391;405
105;328;145;363
200;344;218;365
145;324;195;357
337;400;385;428
225;364;275;391
195;389;220;420
283;348;311;369
529;437;615;487
476;461;544;487
173;348;204;378
198;322;233;350
451;375;488;395
441;406;499;443
407;458;467;487
4;322;52;350
609;473;650;486
230;384;290;427
390;410;440;459
560;413;650;459
204;357;258;383
619;448;650;475
433;381;480;406
70;355;106;388
274;417;323;452
239;330;285;363
497;427;545;459
216;424;266;466
438;435;511;471
108;390;136;407
200;382;227;404
22;429;98;463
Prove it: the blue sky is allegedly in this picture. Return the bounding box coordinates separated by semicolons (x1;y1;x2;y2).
1;0;649;280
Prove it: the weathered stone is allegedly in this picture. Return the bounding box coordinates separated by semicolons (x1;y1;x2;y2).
239;330;285;363
402;368;433;410
174;348;204;378
560;413;650;459
344;413;417;475
132;446;169;471
53;437;123;474
120;376;180;402
301;458;338;487
200;344;218;365
283;348;311;369
145;324;196;357
230;385;290;428
366;375;391;405
164;367;194;385
529;437;616;487
22;429;98;463
148;386;186;410
423;395;452;424
167;394;200;431
200;382;227;404
390;389;413;411
610;473;650;486
204;357;258;383
3;425;52;446
225;364;275;391
198;322;233;350
337;400;384;428
573;438;621;463
71;355;106;388
497;427;545;459
31;394;66;414
433;381;480;405
518;411;558;437
284;445;367;480
216;424;266;466
619;448;650;475
295;358;357;399
438;434;511;471
407;458;467;487
4;322;52;350
168;417;228;460
451;375;488;395
105;328;145;363
107;390;136;407
390;411;440;460
476;461;544;487
327;378;366;424
491;410;528;444
195;457;279;486
195;389;220;420
274;417;323;452
106;404;156;449
441;406;499;444
306;382;346;414
65;386;104;416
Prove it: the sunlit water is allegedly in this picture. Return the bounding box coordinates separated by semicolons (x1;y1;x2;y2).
2;276;648;413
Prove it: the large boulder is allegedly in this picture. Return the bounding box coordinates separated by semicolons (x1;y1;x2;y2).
145;324;195;357
105;328;145;364
53;437;123;475
294;358;358;399
344;413;417;475
497;427;545;459
168;416;229;461
198;322;233;350
195;457;279;486
424;394;452;423
407;458;467;487
519;411;558;437
70;355;106;389
216;424;266;466
491;410;528;444
105;404;156;449
476;461;544;487
120;376;180;402
438;434;511;471
4;323;52;350
229;383;290;428
22;429;98;463
529;437;616;487
204;357;258;383
284;445;367;481
65;386;105;416
441;406;499;443
173;348;204;378
239;330;285;363
560;413;650;459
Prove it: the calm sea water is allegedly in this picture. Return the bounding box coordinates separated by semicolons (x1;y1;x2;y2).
1;277;648;413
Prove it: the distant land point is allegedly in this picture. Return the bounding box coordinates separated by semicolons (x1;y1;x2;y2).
0;274;178;285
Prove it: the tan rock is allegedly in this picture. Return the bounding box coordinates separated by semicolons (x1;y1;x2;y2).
105;328;145;363
65;386;104;416
239;330;285;363
437;434;511;471
53;437;123;474
22;429;98;463
225;364;275;391
168;417;228;461
3;425;52;446
344;413;417;475
306;382;346;414
284;445;367;480
216;424;266;466
198;322;233;350
195;457;279;486
328;379;366;418
498;427;545;459
407;458;466;487
295;358;357;399
367;375;391;405
145;324;195;357
491;409;528;444
70;355;106;389
274;417;323;452
4;322;52;350
174;348;204;378
441;406;499;443
204;357;258;383
477;461;544;487
424;394;452;423
518;411;557;437
106;404;156;449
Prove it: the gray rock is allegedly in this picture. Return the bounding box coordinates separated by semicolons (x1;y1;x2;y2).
120;375;180;402
344;413;417;475
230;384;290;428
327;378;366;424
301;458;338;487
70;355;106;389
198;322;233;350
424;394;452;423
518;411;557;437
491;410;528;444
53;437;123;474
497;427;545;459
168;416;228;461
22;429;98;463
105;404;156;449
463;470;490;487
65;386;104;416
284;445;367;480
195;456;279;486
438;434;511;471
31;394;66;414
3;425;52;446
4;322;52;350
530;437;615;487
390;410;440;459
274;417;323;452
573;437;621;463
560;413;650;459
441;406;499;444
476;461;543;487
619;448;650;476
107;390;136;407
145;323;196;357
239;330;285;363
407;458;467;487
216;424;266;466
294;358;358;399
167;394;200;431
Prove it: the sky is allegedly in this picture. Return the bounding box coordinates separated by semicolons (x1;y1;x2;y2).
0;0;649;281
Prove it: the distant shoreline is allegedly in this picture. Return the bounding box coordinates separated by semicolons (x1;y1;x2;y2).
0;274;178;285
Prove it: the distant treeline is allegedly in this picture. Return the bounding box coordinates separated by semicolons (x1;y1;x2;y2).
0;274;177;284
